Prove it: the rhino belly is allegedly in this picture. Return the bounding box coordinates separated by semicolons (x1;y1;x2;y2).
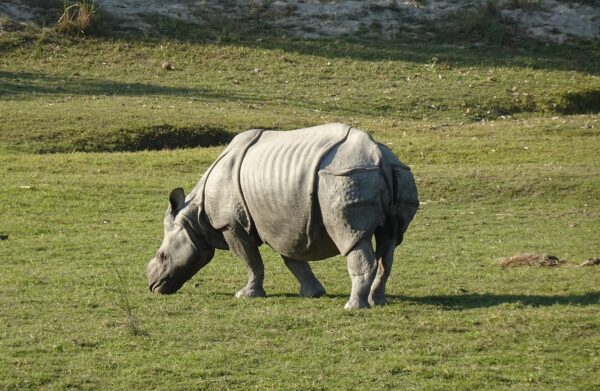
239;126;349;259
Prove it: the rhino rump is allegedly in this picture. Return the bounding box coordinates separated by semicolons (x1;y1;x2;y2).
317;166;389;256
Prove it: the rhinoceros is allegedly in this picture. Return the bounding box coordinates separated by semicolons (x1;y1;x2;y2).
146;123;418;309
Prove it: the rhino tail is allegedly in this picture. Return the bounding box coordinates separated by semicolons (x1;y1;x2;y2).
390;164;419;239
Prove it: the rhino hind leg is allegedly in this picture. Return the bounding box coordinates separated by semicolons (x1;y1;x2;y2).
369;221;402;306
223;231;266;298
368;247;394;306
344;238;378;309
283;257;326;298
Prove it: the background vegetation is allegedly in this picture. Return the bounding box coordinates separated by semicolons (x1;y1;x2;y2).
0;3;599;389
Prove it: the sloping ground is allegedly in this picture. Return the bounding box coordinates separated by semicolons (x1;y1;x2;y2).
1;0;599;42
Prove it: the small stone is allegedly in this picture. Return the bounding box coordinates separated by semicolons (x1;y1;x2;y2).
161;62;173;71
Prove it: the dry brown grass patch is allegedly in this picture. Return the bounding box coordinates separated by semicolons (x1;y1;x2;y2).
56;0;97;35
498;253;565;267
578;258;600;267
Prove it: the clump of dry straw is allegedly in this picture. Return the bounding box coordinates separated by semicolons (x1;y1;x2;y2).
498;253;565;267
56;0;97;34
578;258;600;267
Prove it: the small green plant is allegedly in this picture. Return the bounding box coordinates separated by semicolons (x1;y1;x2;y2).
56;0;97;34
114;265;144;336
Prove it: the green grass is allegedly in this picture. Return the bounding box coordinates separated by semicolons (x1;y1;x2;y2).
0;26;599;390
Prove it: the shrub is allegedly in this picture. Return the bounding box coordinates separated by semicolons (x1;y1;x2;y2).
56;0;97;35
446;0;509;44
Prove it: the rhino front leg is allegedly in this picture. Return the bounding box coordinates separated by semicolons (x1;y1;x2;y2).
223;231;266;298
282;257;326;298
345;238;378;309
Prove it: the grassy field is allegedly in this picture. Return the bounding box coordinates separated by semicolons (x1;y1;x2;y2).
1;22;599;390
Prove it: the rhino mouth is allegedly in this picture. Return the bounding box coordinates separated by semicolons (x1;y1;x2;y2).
149;276;169;294
149;275;183;294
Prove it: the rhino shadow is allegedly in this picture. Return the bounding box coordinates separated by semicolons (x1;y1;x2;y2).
254;292;600;309
392;292;600;309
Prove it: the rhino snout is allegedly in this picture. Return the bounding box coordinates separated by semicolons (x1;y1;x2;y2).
147;258;167;294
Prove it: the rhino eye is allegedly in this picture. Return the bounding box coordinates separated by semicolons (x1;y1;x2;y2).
157;251;167;262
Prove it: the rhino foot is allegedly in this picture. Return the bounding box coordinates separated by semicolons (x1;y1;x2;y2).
344;298;370;310
299;283;326;298
368;294;388;307
235;286;266;298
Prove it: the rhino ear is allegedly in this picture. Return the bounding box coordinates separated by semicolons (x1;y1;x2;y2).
168;187;186;215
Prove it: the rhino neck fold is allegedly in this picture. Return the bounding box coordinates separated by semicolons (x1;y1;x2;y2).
181;200;228;250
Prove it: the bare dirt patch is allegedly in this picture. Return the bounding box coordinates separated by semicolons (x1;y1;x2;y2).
1;0;598;42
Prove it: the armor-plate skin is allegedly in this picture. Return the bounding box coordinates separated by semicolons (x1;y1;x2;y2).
196;123;417;260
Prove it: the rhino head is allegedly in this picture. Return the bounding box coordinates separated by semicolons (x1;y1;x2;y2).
146;188;215;294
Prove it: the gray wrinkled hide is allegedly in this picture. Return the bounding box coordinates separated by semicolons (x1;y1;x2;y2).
199;123;416;259
149;123;419;309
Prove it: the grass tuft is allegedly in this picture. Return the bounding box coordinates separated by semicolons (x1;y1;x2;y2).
56;0;97;35
114;265;145;336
